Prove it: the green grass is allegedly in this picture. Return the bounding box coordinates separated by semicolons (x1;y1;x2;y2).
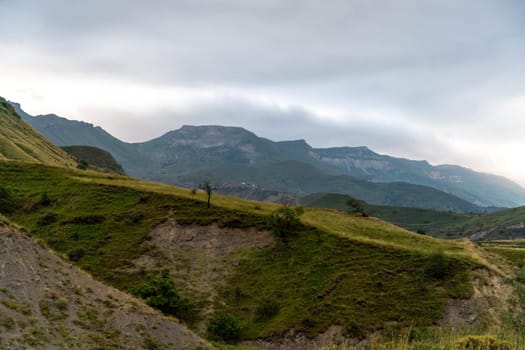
302;192;476;238
62;145;125;174
0;97;75;167
220;228;472;339
0;161;489;341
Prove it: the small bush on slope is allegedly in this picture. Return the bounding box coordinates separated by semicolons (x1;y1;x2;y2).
130;269;193;321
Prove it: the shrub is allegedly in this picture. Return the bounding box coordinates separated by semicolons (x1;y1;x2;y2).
39;192;51;206
454;335;511;350
254;298;279;321
77;160;89;170
67;247;87;262
207;313;241;342
344;320;365;339
269;205;304;242
130;269;193;321
69;215;105;225
37;212;58;226
425;252;450;279
0;186;16;214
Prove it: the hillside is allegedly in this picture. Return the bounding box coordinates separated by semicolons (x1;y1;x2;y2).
0;98;74;167
301;192;475;237
431;206;525;241
62;145;126;174
301;192;525;243
14;102;525;208
0;160;522;348
0;216;209;349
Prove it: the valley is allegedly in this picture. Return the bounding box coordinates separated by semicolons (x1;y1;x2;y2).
2;96;525;349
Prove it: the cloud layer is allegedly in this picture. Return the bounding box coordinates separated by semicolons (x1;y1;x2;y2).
0;0;524;183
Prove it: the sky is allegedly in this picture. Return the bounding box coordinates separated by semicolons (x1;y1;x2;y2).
0;0;524;185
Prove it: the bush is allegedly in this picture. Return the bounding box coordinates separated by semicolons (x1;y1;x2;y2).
425;252;450;279
37;212;58;226
39;192;51;206
454;335;511;350
67;247;87;262
344;320;365;339
254;298;279;321
0;186;16;214
207;313;241;342
269;205;304;242
69;215;105;225
77;160;88;170
130;269;193;321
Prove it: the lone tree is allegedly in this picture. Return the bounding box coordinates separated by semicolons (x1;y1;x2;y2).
347;196;368;217
199;181;215;208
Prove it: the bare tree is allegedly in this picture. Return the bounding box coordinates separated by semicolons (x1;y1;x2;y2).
199;181;215;208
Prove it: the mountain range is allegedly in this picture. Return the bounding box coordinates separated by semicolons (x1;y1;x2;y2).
2;95;525;348
13;102;525;211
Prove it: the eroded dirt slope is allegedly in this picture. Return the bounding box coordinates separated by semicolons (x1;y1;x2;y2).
0;222;211;349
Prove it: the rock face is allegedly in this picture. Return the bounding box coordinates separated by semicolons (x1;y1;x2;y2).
0;222;210;349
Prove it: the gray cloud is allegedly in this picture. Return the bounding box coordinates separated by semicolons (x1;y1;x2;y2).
1;0;525;183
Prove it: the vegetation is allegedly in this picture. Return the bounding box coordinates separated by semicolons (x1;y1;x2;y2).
130;269;193;321
347;196;367;217
62;145;126;174
199;180;215;208
453;335;511;350
0;97;75;167
207;313;241;342
0;160;510;345
269;204;304;242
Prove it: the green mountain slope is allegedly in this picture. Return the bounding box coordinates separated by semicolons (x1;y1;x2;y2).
302;192;475;238
14;101;525;208
185;161;483;212
0;160;514;346
0;98;74;167
301;192;525;242
62;145;126;174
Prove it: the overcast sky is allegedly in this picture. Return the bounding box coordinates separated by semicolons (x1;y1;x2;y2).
1;0;524;184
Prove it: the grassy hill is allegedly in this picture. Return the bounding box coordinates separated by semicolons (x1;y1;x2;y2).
1;160;522;348
302;192;476;237
0;98;75;167
301;192;525;242
62;145;126;174
432;206;525;241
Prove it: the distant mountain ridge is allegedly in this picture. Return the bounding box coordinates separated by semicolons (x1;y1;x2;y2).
13;102;525;209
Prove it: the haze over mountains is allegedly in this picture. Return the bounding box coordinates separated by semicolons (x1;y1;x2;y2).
14;102;525;211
